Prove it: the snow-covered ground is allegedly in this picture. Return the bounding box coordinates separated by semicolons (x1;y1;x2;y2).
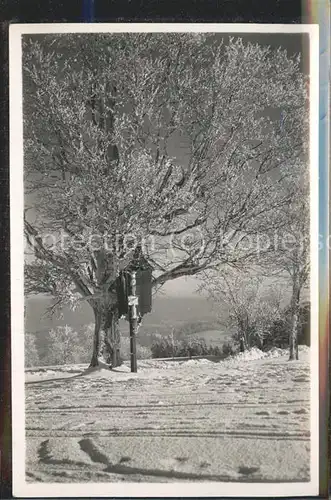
25;347;310;483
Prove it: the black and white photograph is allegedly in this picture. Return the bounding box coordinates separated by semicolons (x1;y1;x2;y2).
10;23;319;497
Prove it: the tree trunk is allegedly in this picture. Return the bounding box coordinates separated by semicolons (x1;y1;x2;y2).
89;304;122;368
89;306;102;367
101;307;122;368
238;318;248;352
289;280;300;361
239;332;247;352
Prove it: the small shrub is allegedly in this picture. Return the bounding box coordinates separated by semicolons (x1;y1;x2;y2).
151;336;176;358
209;345;223;356
222;341;238;358
263;303;310;350
263;319;288;349
151;335;225;359
25;333;40;368
120;336;152;360
47;325;84;365
38;324;93;366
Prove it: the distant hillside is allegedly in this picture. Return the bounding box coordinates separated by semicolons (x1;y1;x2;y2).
26;294;228;359
25;294;227;337
186;329;230;346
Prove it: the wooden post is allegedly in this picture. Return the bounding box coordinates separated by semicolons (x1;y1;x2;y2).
128;271;138;373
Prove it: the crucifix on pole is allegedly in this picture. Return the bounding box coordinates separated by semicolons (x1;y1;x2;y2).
128;271;138;373
117;245;153;373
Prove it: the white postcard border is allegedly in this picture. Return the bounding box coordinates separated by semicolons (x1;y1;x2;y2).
9;22;320;498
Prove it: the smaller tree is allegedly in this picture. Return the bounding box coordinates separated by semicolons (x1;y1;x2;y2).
280;205;309;361
260;171;309;360
202;269;283;351
47;325;83;365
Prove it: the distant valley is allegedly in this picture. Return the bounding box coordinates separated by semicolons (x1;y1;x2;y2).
25;293;229;349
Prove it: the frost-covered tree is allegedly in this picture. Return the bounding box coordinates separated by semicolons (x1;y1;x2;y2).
23;33;308;367
202;270;283;351
47;325;83;365
263;172;310;360
285;185;310;361
25;333;39;368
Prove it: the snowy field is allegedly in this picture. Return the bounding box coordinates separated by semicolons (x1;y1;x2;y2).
25;347;311;483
